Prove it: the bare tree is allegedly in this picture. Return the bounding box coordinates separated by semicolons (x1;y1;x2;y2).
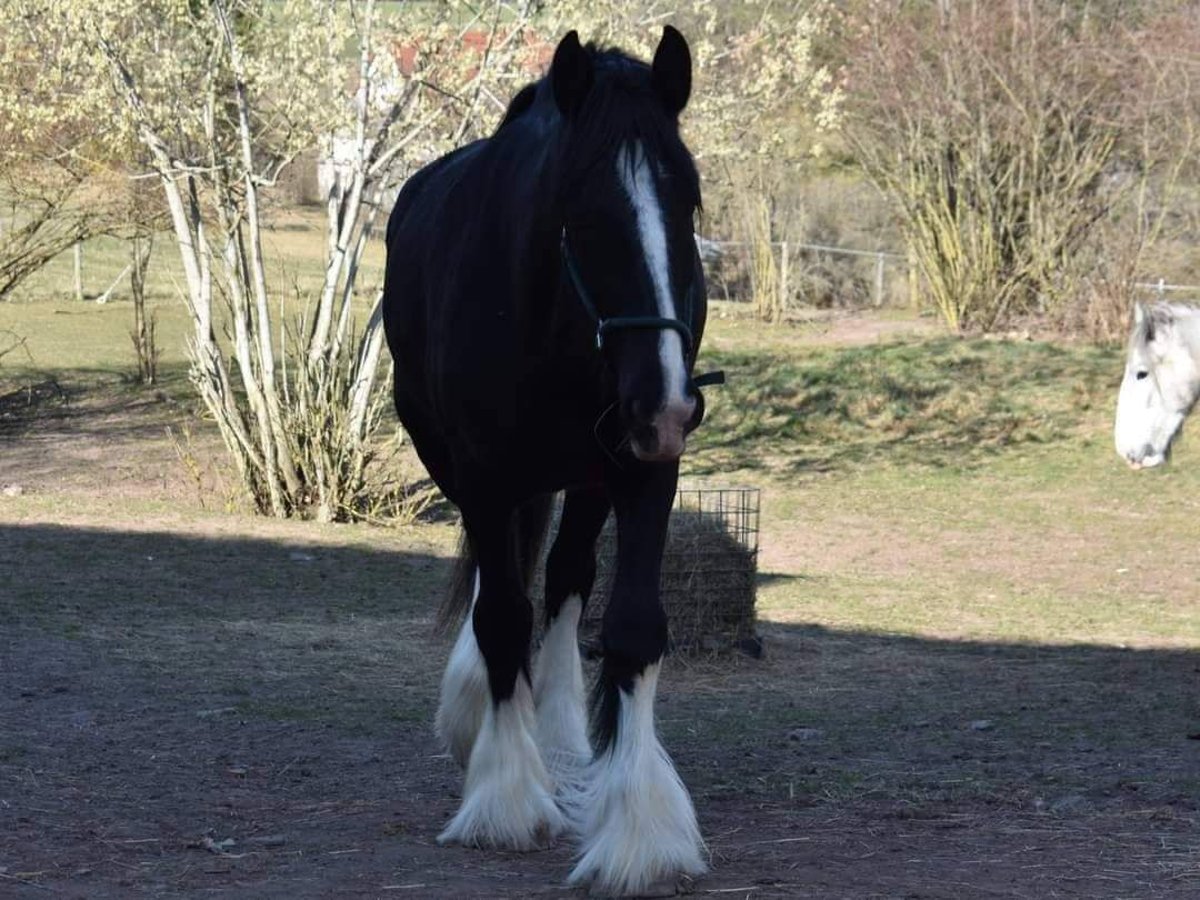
0;18;125;300
840;2;1196;333
1066;6;1200;340
86;0;546;519
128;225;157;384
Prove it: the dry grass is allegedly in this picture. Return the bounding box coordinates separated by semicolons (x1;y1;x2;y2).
4;209;384;308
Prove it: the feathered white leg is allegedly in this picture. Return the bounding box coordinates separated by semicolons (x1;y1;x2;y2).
438;676;566;850
566;662;706;896
533;595;593;784
435;570;487;768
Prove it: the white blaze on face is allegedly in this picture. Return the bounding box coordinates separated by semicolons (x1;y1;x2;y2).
616;142;694;441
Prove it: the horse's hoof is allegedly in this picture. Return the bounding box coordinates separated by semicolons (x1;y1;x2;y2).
437;681;565;852
436;827;558;853
436;808;563;852
588;878;683;898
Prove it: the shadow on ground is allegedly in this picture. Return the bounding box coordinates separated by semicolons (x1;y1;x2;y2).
0;366;195;442
0;369;452;524
1;523;1198;898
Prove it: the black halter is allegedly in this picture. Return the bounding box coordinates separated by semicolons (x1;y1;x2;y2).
560;229;724;389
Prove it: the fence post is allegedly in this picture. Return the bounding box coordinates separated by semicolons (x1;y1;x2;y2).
874;252;885;307
778;240;789;317
1157;277;1165;300
73;241;84;302
908;245;920;310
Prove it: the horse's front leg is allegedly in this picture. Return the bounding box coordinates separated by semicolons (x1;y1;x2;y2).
567;463;706;896
437;502;564;850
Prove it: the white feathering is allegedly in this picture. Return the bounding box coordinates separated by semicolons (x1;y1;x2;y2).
435;569;488;768
533;595;593;785
437;676;566;850
564;662;706;895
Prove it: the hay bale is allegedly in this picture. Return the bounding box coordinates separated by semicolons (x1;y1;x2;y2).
579;487;760;655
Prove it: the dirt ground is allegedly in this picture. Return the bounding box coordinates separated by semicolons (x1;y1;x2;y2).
3;367;1200;899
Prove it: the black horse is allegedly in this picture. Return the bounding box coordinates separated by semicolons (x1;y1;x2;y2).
383;28;711;895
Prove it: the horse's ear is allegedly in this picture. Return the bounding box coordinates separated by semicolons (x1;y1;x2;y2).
1144;305;1177;345
1134;302;1146;327
551;30;593;117
652;25;692;116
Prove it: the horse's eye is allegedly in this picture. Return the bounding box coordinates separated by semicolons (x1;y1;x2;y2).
1136;370;1149;381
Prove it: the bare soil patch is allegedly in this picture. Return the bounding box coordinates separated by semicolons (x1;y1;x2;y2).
0;371;203;504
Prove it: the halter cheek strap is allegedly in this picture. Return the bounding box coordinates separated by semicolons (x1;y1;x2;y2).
562;227;726;466
560;230;696;354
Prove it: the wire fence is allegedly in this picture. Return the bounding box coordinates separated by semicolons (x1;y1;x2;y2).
1132;278;1200;299
699;235;1200;312
700;236;909;312
10;221;1200;312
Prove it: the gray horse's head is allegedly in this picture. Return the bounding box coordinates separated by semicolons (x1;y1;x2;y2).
1114;302;1200;469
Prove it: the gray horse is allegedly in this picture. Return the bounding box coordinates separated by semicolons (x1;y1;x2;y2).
1114;302;1200;468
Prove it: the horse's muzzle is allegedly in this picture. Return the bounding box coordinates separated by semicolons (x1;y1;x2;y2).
631;428;686;462
628;391;702;463
1126;453;1164;470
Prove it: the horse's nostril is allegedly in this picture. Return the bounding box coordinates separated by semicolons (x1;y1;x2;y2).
626;396;652;423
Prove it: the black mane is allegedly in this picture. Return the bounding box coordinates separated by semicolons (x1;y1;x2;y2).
496;83;538;131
